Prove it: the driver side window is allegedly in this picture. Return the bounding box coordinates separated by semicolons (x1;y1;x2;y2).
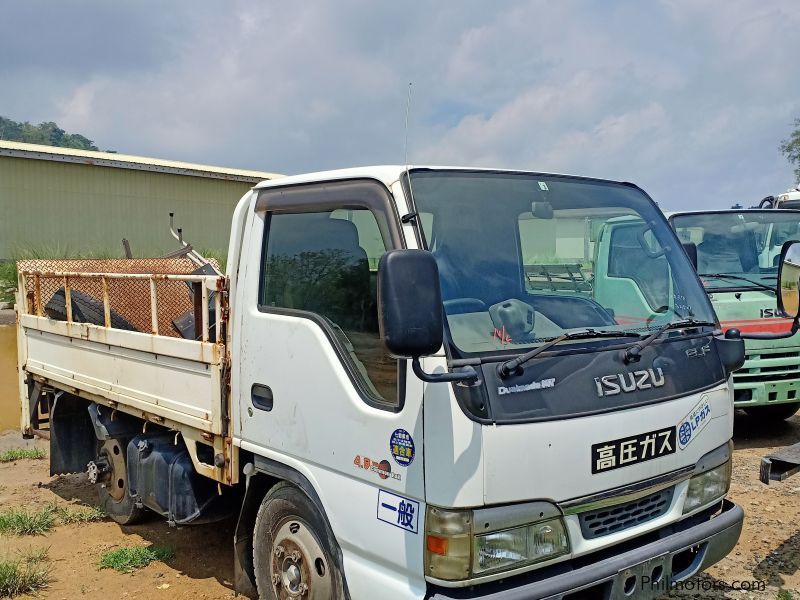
259;209;399;405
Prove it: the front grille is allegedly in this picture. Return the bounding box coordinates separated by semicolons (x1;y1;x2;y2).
735;351;800;383
579;487;674;540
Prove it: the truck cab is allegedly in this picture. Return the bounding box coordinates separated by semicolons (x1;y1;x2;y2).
667;209;800;421
18;166;746;599
230;168;744;598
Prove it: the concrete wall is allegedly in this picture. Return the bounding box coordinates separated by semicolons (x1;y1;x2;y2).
0;156;258;259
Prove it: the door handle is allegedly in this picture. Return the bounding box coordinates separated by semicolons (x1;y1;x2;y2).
251;384;273;412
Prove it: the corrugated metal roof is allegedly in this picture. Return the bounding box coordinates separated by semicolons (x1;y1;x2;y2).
0;140;283;183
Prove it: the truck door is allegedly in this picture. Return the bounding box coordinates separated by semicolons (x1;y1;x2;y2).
235;180;426;594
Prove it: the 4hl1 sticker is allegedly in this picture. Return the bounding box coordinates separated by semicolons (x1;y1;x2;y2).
591;426;676;474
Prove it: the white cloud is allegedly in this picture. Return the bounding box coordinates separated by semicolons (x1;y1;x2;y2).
1;0;798;206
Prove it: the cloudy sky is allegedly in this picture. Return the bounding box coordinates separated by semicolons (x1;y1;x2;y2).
2;0;799;209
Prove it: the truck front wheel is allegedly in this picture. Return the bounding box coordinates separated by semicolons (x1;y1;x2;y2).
744;402;800;422
253;482;344;600
92;439;145;525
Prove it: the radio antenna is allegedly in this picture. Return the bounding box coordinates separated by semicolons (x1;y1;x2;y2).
404;82;413;166
401;82;420;227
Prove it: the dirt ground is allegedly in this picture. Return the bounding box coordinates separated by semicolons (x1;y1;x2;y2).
1;413;799;600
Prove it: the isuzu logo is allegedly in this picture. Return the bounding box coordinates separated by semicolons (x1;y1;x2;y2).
594;368;665;397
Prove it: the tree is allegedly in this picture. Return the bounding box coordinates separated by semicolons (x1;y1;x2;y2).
0;116;99;150
780;118;800;184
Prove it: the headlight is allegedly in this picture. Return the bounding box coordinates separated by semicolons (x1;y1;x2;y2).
474;519;568;575
425;505;569;581
683;460;731;514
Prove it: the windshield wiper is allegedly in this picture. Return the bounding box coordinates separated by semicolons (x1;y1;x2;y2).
497;329;642;378
622;318;716;364
699;273;775;293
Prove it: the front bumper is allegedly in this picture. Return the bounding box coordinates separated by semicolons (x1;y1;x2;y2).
733;349;800;406
732;377;800;406
426;499;743;600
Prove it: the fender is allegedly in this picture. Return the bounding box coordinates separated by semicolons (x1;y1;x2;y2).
233;455;352;600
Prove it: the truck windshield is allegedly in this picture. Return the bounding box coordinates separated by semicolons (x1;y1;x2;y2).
408;170;716;358
671;210;800;292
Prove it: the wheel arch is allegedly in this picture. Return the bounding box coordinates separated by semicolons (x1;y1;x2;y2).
234;454;351;600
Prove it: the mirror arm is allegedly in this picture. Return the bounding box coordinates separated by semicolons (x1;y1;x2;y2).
738;316;800;340
411;357;479;384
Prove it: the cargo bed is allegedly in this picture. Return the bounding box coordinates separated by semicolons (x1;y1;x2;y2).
16;258;235;484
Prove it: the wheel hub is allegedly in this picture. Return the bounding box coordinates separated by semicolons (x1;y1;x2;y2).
97;439;127;502
271;519;331;599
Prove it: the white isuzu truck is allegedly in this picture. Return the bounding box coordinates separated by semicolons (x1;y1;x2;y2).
17;166;749;600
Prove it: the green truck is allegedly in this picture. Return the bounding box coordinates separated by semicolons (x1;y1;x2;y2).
667;209;800;421
522;208;800;422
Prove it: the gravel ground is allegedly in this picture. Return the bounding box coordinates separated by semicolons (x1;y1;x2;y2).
0;412;799;599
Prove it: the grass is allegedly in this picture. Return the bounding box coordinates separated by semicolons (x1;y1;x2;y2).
98;546;175;573
0;448;45;463
0;261;14;304
55;505;105;525
0;508;56;536
0;503;106;536
0;548;52;597
777;591;794;600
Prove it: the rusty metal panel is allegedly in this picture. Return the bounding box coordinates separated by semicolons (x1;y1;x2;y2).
18;258;221;338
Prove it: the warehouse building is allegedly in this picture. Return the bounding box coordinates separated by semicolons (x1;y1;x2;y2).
0;141;282;259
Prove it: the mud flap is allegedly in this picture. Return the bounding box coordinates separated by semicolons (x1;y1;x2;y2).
233;467;270;600
49;393;95;476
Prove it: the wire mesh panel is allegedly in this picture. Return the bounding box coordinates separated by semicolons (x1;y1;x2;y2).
18;258;222;339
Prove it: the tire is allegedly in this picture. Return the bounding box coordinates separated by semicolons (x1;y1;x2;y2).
744;402;800;422
253;483;345;600
45;288;138;331
95;439;146;525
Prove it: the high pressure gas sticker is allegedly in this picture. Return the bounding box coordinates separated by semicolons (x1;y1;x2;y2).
390;429;415;467
677;394;712;450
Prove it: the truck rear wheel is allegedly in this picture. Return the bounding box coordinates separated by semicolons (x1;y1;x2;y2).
744;402;800;422
92;439;145;525
253;483;344;600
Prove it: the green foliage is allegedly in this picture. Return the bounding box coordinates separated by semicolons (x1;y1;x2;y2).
0;548;52;597
0;448;45;463
780;117;800;184
198;248;228;272
55;505;105;525
0;261;15;303
0;116;98;150
0;508;56;536
98;546;175;573
776;590;794;600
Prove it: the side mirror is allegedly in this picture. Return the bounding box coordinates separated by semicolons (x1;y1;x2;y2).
378;249;443;358
682;242;698;270
377;249;478;383
778;240;800;319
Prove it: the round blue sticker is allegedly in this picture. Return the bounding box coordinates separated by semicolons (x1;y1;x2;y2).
390;429;415;467
678;422;692;447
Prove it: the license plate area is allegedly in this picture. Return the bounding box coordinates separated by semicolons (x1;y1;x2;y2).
611;554;671;600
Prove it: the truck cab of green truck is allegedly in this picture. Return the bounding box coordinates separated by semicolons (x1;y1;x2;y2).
665;210;800;421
